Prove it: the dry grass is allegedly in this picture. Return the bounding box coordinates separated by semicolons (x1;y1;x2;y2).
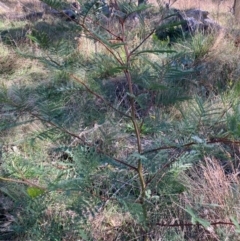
1;1;240;240
1;0;234;14
172;0;233;12
0;0;76;14
180;157;240;239
0;0;44;14
0;43;24;77
89;209;134;241
148;0;234;12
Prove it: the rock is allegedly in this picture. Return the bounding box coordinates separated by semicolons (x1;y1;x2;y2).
63;9;76;21
182;9;209;22
71;1;81;12
48;8;77;21
180;9;221;33
46;2;80;21
155;8;221;42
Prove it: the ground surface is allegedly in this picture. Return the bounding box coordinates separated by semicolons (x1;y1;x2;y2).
0;0;238;241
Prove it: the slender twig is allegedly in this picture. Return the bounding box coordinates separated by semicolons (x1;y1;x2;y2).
61;7;123;63
144;138;240;185
129;13;176;56
121;18;148;230
82;15;121;40
88;220;237;236
129;28;156;56
155;221;237;227
3;71;137;171
0;177;46;190
142;143;188;154
121;21;142;153
69;74;131;119
207;102;233;131
29;112;138;171
44;56;131;119
79;19;124;65
142;138;240;155
146;155;181;186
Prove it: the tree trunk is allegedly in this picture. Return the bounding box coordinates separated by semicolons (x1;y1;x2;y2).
233;0;240;22
138;0;147;5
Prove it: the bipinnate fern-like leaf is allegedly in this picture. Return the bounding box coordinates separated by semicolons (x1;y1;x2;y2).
41;0;65;10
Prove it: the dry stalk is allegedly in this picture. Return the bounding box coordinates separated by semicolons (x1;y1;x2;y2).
179;156;240;238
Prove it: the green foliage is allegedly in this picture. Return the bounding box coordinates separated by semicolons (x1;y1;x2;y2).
230;216;240;233
27;30;51;50
185;206;210;228
226;100;240;138
1;0;240;240
155;20;187;43
188;32;214;59
27;187;45;198
41;0;65;9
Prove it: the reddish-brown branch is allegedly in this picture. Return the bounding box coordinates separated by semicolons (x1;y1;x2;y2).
144;138;240;186
156;221;236;227
0;177;47;190
70;74;131;119
146;155;181;185
142;138;240;155
29;112;138;171
129;13;177;57
62;11;123;65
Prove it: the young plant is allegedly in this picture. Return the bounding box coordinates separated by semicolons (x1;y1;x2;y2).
3;0;238;240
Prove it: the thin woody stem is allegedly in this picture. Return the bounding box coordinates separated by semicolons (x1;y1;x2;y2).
0;177;47;190
121;18;148;232
70;74;131;119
